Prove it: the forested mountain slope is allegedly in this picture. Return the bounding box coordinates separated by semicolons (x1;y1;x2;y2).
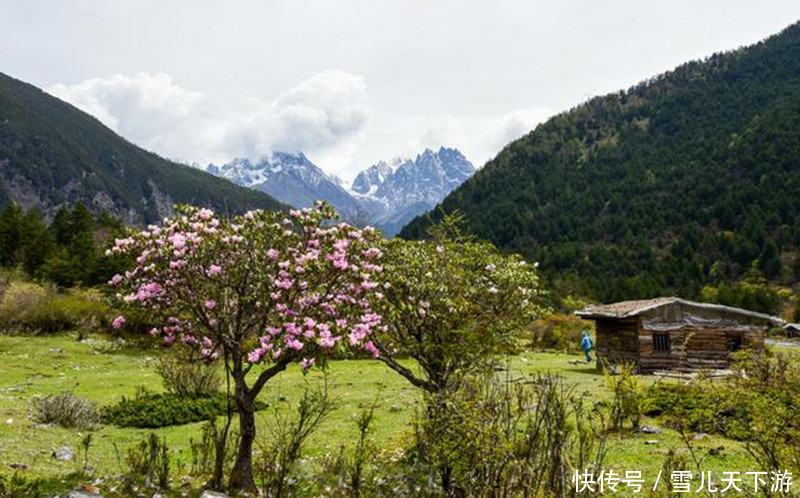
0;72;284;225
401;22;800;302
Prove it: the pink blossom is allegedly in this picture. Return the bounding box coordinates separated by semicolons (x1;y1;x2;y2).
248;348;265;363
196;208;214;220
169;233;187;249
207;264;222;277
363;341;380;358
109;274;123;285
275;278;294;290
267;248;279;260
362;247;382;259
112;315;126;329
300;358;315;371
205;300;217;310
286;337;304;350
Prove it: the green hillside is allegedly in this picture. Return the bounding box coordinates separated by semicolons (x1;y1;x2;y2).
0;72;284;224
401;22;800;303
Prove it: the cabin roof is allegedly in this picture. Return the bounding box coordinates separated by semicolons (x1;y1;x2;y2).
576;297;783;325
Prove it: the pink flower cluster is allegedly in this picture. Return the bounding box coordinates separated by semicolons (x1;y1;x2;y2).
109;201;385;368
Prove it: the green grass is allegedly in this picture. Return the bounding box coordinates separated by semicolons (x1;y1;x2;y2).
0;334;761;492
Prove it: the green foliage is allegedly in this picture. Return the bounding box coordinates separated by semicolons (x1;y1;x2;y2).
401;22;800;302
156;351;222;398
0;71;285;226
0;201;133;287
256;387;336;497
0;281;109;335
124;433;171;490
603;363;642;431
31;391;100;429
377;214;546;393
528;313;590;352
409;374;607;496
700;279;781;315
644;350;800;449
0;473;41;498
103;390;266;429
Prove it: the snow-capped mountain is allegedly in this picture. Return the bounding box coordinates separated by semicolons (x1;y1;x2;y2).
207;147;474;236
207;152;361;218
352;147;475;235
351;159;400;197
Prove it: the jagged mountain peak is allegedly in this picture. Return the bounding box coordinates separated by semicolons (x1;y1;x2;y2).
351;146;475;235
208;152;360;218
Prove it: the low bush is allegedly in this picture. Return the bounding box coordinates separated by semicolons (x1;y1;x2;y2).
0;281;52;331
0;472;41;498
0;281;109;335
527;313;590;352
103;390;266;428
124;433;171;490
644;351;800;442
31;392;100;429
256;387;336;497
407;373;607;496
24;291;107;334
156;352;221;398
603;363;642;430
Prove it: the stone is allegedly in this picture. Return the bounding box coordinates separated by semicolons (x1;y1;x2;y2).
52;446;75;461
8;462;27;470
67;491;104;498
640;425;661;434
644;440;660;445
199;491;230;498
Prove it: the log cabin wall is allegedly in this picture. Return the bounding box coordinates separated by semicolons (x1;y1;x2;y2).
581;298;775;374
638;324;684;373
594;318;640;370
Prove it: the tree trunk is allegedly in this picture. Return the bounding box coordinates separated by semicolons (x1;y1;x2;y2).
228;384;258;493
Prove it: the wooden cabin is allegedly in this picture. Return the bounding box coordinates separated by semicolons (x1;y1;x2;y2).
576;297;783;373
784;323;800;338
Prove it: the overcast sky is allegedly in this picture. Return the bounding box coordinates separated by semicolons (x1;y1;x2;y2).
3;1;800;182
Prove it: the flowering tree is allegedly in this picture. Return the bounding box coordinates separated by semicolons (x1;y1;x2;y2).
108;202;384;492
375;217;545;394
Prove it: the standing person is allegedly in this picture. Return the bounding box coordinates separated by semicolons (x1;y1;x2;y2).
580;330;594;362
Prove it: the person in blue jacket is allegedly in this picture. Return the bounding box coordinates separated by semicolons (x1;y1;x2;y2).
580;330;594;362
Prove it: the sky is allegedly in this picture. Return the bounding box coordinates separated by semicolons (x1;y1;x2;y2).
3;1;800;182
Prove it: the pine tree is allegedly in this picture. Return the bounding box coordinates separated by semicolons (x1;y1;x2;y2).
0;202;23;267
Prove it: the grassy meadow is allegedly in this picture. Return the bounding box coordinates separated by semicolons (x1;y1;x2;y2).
0;332;764;494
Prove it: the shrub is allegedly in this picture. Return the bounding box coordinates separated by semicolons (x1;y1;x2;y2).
0;281;52;331
0;472;41;498
0;281;109;335
156;352;221;398
31;392;99;429
24;291;107;334
189;417;239;490
103;390;266;428
603;363;642;430
528;313;590;352
409;373;607;496
124;433;171;490
256;387;336;497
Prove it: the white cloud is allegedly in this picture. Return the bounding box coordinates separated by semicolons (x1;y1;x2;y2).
47;70;370;168
46;69;546;181
384;108;553;171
